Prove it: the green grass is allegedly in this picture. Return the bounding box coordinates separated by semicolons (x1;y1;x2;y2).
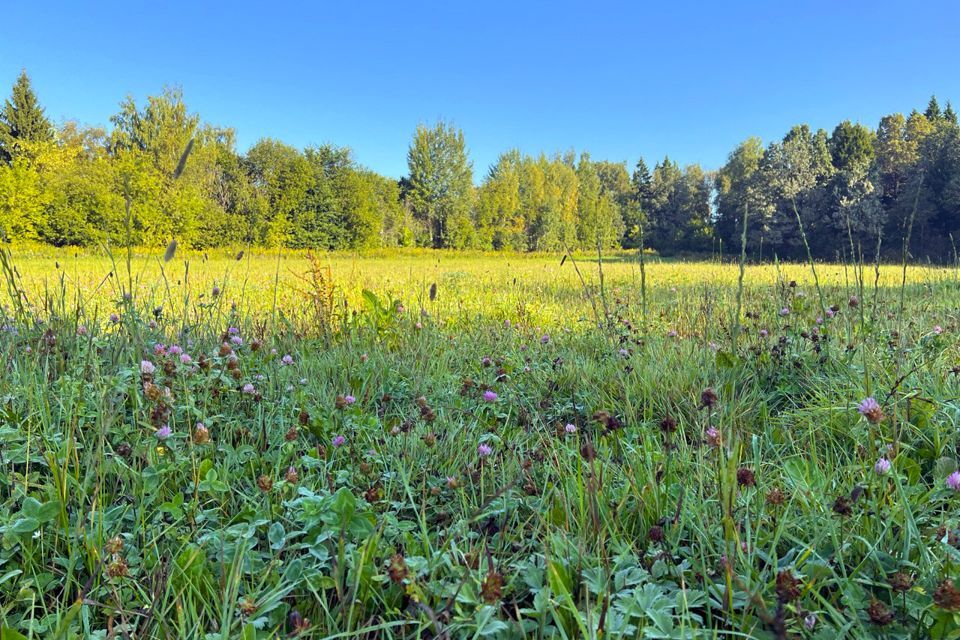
0;246;958;639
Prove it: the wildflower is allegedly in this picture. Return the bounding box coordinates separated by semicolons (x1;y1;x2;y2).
446;475;459;489
212;285;221;297
288;609;310;635
415;321;423;329
480;570;504;604
228;327;240;336
285;466;298;483
947;470;960;492
705;426;721;447
759;329;768;338
242;383;256;395
344;394;356;405
106;558;129;578
483;390;498;402
889;572;913;593
933;579;960;611
230;335;243;345
667;330;678;338
658;416;677;434
766;487;786;506
156;425;172;440
179;353;192;365
257;475;273;493
110;313;119;324
140;360;156;375
648;525;665;543
826;308;835;318
866;600;894;626
281;354;294;366
934;325;943;335
77;325;87;336
874;457;891;475
804;613;816;631
332;434;347;448
477;443;493;457
564;423;577;434
848;295;859;308
779;307;790;317
388;554;409;584
503;319;511;328
618;348;629;358
857;397;884;424
775;570;801;602
736;467;756;488
481;356;492;367
168;344;183;356
700;387;718;409
815;316;823;325
191;421;210;444
105;535;124;555
832;495;853;516
540;334;550;344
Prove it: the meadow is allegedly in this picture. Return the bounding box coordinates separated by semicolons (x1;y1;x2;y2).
0;246;959;639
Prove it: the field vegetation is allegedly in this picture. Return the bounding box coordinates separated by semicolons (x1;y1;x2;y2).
0;245;958;638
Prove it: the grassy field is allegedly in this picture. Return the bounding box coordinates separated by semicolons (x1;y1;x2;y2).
0;246;959;639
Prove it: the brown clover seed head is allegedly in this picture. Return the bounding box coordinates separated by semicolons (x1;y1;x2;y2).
430;486;441;496
933;579;960;611
658;416;677;434
285;466;298;484
285;425;298;441
416;395;428;409
116;443;132;458
239;596;257;616
230;368;242;380
193;424;211;444
422;432;436;447
648;525;665;543
250;339;262;352
848;295;859;308
580;441;596;462
832;495;853;517
257;475;273;493
106;558;129;578
298;408;310;425
737;468;756;488
480;571;504;604
388;554;409;584
105;536;124;555
889;572;913;593
765;487;785;506
143;382;162;401
866;599;894;626
775;570;802;602
359;462;372;475
219;343;233;357
335;395;348;409
198;354;211;370
700;387;718;409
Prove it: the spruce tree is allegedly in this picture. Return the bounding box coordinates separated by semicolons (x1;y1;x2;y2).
0;70;53;163
925;95;942;121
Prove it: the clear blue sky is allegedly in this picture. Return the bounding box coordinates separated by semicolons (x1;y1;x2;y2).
3;1;958;179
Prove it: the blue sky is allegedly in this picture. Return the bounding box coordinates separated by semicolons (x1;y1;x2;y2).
2;1;958;179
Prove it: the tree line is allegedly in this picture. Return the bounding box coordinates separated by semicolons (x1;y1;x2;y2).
1;70;958;260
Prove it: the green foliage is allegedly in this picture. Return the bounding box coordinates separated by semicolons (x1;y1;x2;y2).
0;247;957;638
405;120;474;248
2;72;960;261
